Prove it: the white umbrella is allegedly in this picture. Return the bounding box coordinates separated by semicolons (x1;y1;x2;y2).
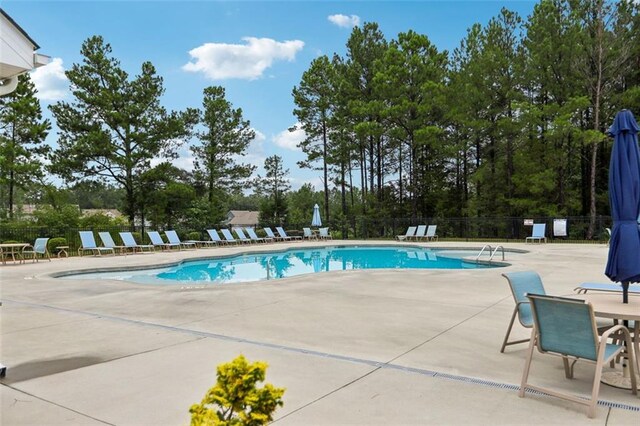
311;204;322;227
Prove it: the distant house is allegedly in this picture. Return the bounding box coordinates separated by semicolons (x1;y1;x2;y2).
224;210;259;230
81;209;124;220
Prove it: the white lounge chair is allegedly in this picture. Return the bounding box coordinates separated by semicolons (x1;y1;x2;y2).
22;238;51;262
221;229;239;244
413;225;427;241
264;227;285;242
245;227;271;243
206;229;227;245
119;232;155;253
526;224;546;243
276;226;302;241
147;231;180;250
79;231;115;256
233;228;253;244
425;225;438;241
396;226;416;241
303;227;316;240
318;227;332;240
165;230;197;250
98;231;128;255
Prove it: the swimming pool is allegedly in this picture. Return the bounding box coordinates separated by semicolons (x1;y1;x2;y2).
65;246;502;286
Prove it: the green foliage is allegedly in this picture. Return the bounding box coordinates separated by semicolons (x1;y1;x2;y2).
189;355;285;426
32;205;81;231
49;35;198;226
255;156;290;223
187;231;201;241
47;237;68;252
79;212;127;228
0;74;51;219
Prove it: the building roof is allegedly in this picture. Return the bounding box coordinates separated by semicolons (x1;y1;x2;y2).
226;210;260;226
0;8;40;49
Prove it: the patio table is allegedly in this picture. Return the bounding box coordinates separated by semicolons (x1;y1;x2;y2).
0;243;29;264
575;293;640;390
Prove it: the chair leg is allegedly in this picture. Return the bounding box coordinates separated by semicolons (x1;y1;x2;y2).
501;307;519;353
519;329;537;398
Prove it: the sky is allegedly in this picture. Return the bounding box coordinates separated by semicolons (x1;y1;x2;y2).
4;0;538;191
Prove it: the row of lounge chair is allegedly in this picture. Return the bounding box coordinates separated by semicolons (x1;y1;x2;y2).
396;225;438;241
77;226;314;256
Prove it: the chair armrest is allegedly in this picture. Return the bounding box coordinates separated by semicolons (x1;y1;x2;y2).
600;324;631;341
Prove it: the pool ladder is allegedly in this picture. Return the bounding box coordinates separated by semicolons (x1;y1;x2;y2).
475;245;505;263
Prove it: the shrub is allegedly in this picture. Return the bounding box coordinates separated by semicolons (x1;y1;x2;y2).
48;237;67;252
130;231;143;244
189;355;285;426
187;231;201;241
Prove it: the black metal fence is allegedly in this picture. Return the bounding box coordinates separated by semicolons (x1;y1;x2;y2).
0;216;612;255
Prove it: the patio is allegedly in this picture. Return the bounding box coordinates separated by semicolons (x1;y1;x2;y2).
1;241;638;424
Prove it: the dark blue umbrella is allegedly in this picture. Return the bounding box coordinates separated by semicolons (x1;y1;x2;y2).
604;109;640;303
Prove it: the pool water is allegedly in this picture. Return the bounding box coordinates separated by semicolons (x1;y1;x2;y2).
66;246;499;286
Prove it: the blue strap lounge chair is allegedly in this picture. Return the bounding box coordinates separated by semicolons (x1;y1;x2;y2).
99;232;128;255
221;229;239;244
233;228;253;244
574;282;640;294
425;225;438;241
396;226;416;241
22;238;51;262
277;226;302;241
147;231;180;251
78;231;115;256
520;293;637;418
264;227;285;242
245;227;271;243
165;230;197;250
413;225;427;241
119;232;155;253
500;271;546;353
303;227;316;240
206;229;227;245
526;223;546;243
318;227;332;240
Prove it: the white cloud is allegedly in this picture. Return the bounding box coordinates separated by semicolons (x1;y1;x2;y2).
30;57;69;101
273;124;306;150
328;14;360;28
183;37;304;80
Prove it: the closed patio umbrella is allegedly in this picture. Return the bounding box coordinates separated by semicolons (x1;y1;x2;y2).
311;204;322;227
604;109;640;304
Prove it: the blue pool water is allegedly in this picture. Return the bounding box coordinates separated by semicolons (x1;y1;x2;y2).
66;246;499;286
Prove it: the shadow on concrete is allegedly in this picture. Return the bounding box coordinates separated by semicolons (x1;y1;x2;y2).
0;356;104;384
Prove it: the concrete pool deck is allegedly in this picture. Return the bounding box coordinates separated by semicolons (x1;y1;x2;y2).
1;241;638;425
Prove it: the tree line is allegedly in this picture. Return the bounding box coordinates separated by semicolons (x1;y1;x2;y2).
1;0;639;238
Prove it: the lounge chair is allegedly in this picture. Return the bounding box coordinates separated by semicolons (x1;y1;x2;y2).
519;293;636;418
165;230;197;250
98;232;129;255
574;282;640;294
147;231;180;251
412;225;427;241
277;226;302;241
78;231;115;256
396;226;416;241
233;228;253;244
500;271;546;353
245;227;271;243
425;225;438;241
526;223;546;243
264;227;285;242
318;227;332;240
119;232;155;253
22;238;51;262
221;229;240;244
206;229;227;245
303;227;316;240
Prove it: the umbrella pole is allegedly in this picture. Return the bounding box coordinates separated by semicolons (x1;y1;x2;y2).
622;281;629;304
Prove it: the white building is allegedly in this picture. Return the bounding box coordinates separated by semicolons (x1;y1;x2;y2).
0;8;49;95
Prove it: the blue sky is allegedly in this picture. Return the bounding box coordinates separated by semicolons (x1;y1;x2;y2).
6;0;536;190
